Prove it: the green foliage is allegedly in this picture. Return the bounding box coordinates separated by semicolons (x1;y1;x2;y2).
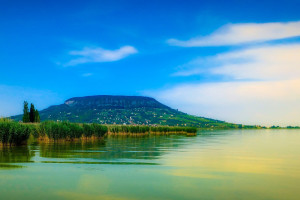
37;121;107;140
0;121;31;145
108;125;150;134
82;123;94;137
107;125;196;134
91;123;108;137
29;103;35;123
22;101;40;123
34;109;40;123
286;126;300;129
67;122;84;139
150;126;197;134
0;118;13;122
270;126;281;129
12;96;251;128
0;118;197;145
22;101;30;123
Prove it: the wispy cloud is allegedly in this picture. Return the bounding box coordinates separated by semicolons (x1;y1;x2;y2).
151;43;300;126
147;79;300;126
167;21;300;47
64;45;138;66
174;44;300;80
211;44;300;80
82;73;93;77
171;57;212;77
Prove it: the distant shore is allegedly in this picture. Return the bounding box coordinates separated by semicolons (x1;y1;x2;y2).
1;118;299;146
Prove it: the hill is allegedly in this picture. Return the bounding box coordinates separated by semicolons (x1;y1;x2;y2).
12;95;241;128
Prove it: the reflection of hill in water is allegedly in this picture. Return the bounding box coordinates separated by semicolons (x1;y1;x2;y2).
38;135;195;164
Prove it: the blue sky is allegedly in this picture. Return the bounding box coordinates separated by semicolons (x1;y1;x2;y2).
1;0;300;126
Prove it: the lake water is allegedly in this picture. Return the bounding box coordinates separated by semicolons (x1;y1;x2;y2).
1;129;300;200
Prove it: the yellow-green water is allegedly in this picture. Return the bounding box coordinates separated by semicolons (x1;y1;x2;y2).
1;129;300;200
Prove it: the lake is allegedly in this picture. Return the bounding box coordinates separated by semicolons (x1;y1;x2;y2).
1;129;300;200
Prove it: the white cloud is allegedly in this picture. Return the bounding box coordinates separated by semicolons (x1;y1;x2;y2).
151;43;300;126
148;79;300;126
82;73;93;77
64;45;138;66
174;44;300;80
212;44;300;80
171;58;208;77
167;21;300;47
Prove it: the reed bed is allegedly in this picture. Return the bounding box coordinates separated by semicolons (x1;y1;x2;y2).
37;121;107;142
0;118;32;146
107;125;197;136
150;126;197;136
0;118;197;145
107;125;149;137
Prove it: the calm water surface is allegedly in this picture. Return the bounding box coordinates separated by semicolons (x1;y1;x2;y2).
1;129;300;200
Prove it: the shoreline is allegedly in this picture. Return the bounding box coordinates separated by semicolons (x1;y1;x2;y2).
0;120;198;146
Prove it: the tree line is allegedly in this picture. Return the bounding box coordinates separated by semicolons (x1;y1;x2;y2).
22;101;40;123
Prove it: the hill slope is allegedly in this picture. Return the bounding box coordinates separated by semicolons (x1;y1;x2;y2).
12;95;239;128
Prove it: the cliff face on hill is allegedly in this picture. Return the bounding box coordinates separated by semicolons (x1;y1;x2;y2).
12;95;237;128
64;95;170;109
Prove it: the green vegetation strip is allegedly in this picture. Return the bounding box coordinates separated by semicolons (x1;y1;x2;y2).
0;118;197;146
0;118;32;146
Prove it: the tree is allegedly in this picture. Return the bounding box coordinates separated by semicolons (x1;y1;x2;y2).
22;101;30;123
29;103;35;123
34;109;40;123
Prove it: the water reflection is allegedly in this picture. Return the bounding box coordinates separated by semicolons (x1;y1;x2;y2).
1;130;300;200
37;135;195;165
0;163;23;169
0;146;34;163
0;135;196;167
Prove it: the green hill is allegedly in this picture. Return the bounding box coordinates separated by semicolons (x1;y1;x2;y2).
12;95;242;128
